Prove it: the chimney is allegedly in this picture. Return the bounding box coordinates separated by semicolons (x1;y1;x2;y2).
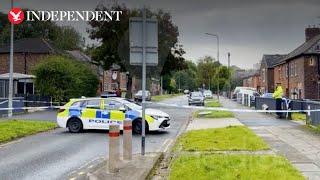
305;26;320;42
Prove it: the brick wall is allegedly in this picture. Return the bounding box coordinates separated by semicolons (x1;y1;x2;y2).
0;53;48;74
304;55;319;99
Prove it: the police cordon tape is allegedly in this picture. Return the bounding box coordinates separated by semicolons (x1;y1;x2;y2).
0;100;318;114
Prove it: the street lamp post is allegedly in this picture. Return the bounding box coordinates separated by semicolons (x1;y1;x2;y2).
228;52;231;98
8;0;14;117
205;33;220;101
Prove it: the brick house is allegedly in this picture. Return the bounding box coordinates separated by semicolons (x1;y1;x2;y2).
259;54;287;94
242;72;261;92
0;38;55;97
272;27;320;99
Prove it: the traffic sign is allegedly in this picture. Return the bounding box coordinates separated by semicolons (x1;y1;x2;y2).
129;17;158;66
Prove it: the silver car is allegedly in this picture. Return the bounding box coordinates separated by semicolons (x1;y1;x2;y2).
134;90;151;102
188;91;205;106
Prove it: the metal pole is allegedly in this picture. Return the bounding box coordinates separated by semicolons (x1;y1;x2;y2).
8;0;14;117
217;35;220;101
141;7;146;156
228;52;231;98
160;76;163;95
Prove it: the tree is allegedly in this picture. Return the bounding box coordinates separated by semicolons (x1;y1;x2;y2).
33;56;99;102
87;4;186;92
197;56;219;90
0;11;83;50
172;60;197;91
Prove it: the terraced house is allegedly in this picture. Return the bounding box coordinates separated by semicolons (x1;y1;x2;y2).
272;27;320;99
259;54;286;94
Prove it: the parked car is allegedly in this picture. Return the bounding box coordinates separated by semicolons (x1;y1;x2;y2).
134;90;151;102
188;91;205;106
100;91;117;98
183;89;190;94
203;90;213;99
57;97;170;134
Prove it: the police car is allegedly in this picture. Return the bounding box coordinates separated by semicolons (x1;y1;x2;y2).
57;97;171;133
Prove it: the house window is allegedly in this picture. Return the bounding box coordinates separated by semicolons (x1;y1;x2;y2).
290;63;294;77
262;69;266;82
285;64;289;78
278;67;281;80
309;58;315;66
294;62;297;76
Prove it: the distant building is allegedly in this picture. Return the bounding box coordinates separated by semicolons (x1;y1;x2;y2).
242;72;261;93
259;54;287;94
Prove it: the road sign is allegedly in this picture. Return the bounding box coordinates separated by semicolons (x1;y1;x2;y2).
129;17;158;66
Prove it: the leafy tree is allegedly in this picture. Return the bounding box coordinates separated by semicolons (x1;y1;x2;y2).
197;56;219;90
172;60;197;91
0;11;83;50
87;4;186;94
33;56;99;102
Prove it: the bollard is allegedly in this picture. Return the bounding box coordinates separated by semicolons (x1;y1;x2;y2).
108;124;120;173
306;105;311;125
123;119;132;160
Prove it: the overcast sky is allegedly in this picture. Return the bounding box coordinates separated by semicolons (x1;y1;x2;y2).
1;0;320;68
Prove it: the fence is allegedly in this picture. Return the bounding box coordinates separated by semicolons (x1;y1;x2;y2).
254;97;320;126
0;97;24;117
0;94;53;117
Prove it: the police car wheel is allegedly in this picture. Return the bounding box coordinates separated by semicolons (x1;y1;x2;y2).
133;119;149;134
68;118;83;133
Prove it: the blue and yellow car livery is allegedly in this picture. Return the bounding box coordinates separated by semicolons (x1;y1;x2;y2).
57;97;170;133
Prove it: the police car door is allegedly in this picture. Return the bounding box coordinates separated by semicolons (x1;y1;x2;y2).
103;99;126;130
81;99;102;129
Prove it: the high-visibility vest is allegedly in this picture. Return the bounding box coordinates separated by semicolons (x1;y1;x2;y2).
273;86;283;99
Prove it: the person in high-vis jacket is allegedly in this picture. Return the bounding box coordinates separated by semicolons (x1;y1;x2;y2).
273;83;283;118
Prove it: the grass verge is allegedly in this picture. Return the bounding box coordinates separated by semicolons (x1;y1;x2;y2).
195;110;234;118
0;120;57;144
152;93;182;102
205;99;221;107
292;113;306;121
169;154;304;180
176;126;269;151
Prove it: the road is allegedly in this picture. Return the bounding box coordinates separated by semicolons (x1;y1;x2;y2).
0;95;191;180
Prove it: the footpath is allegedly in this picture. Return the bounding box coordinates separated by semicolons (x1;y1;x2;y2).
220;96;320;179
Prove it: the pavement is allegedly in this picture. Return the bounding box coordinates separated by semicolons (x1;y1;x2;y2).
0;95;192;180
219;96;320;180
187;117;243;131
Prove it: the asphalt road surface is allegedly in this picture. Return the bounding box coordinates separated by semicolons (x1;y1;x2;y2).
0;95;191;180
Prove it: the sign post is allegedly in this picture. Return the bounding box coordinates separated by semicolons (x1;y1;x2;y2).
129;8;158;156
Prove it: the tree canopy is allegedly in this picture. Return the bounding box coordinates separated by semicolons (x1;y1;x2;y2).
87;4;186;78
32;56;99;102
0;11;83;50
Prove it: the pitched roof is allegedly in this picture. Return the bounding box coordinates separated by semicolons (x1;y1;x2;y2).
0;73;35;80
283;34;320;61
66;50;92;63
0;38;55;54
261;54;287;68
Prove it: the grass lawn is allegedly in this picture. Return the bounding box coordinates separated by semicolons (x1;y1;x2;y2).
0;120;57;144
292;113;306;121
169;154;304;180
177;126;269;151
195;110;234;118
152;93;182;102
205;100;221;107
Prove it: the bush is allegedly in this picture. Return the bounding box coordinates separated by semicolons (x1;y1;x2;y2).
33;55;99;102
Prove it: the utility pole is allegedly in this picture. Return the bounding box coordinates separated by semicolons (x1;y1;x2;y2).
205;33;220;101
8;0;14;117
228;52;231;98
141;6;146;156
